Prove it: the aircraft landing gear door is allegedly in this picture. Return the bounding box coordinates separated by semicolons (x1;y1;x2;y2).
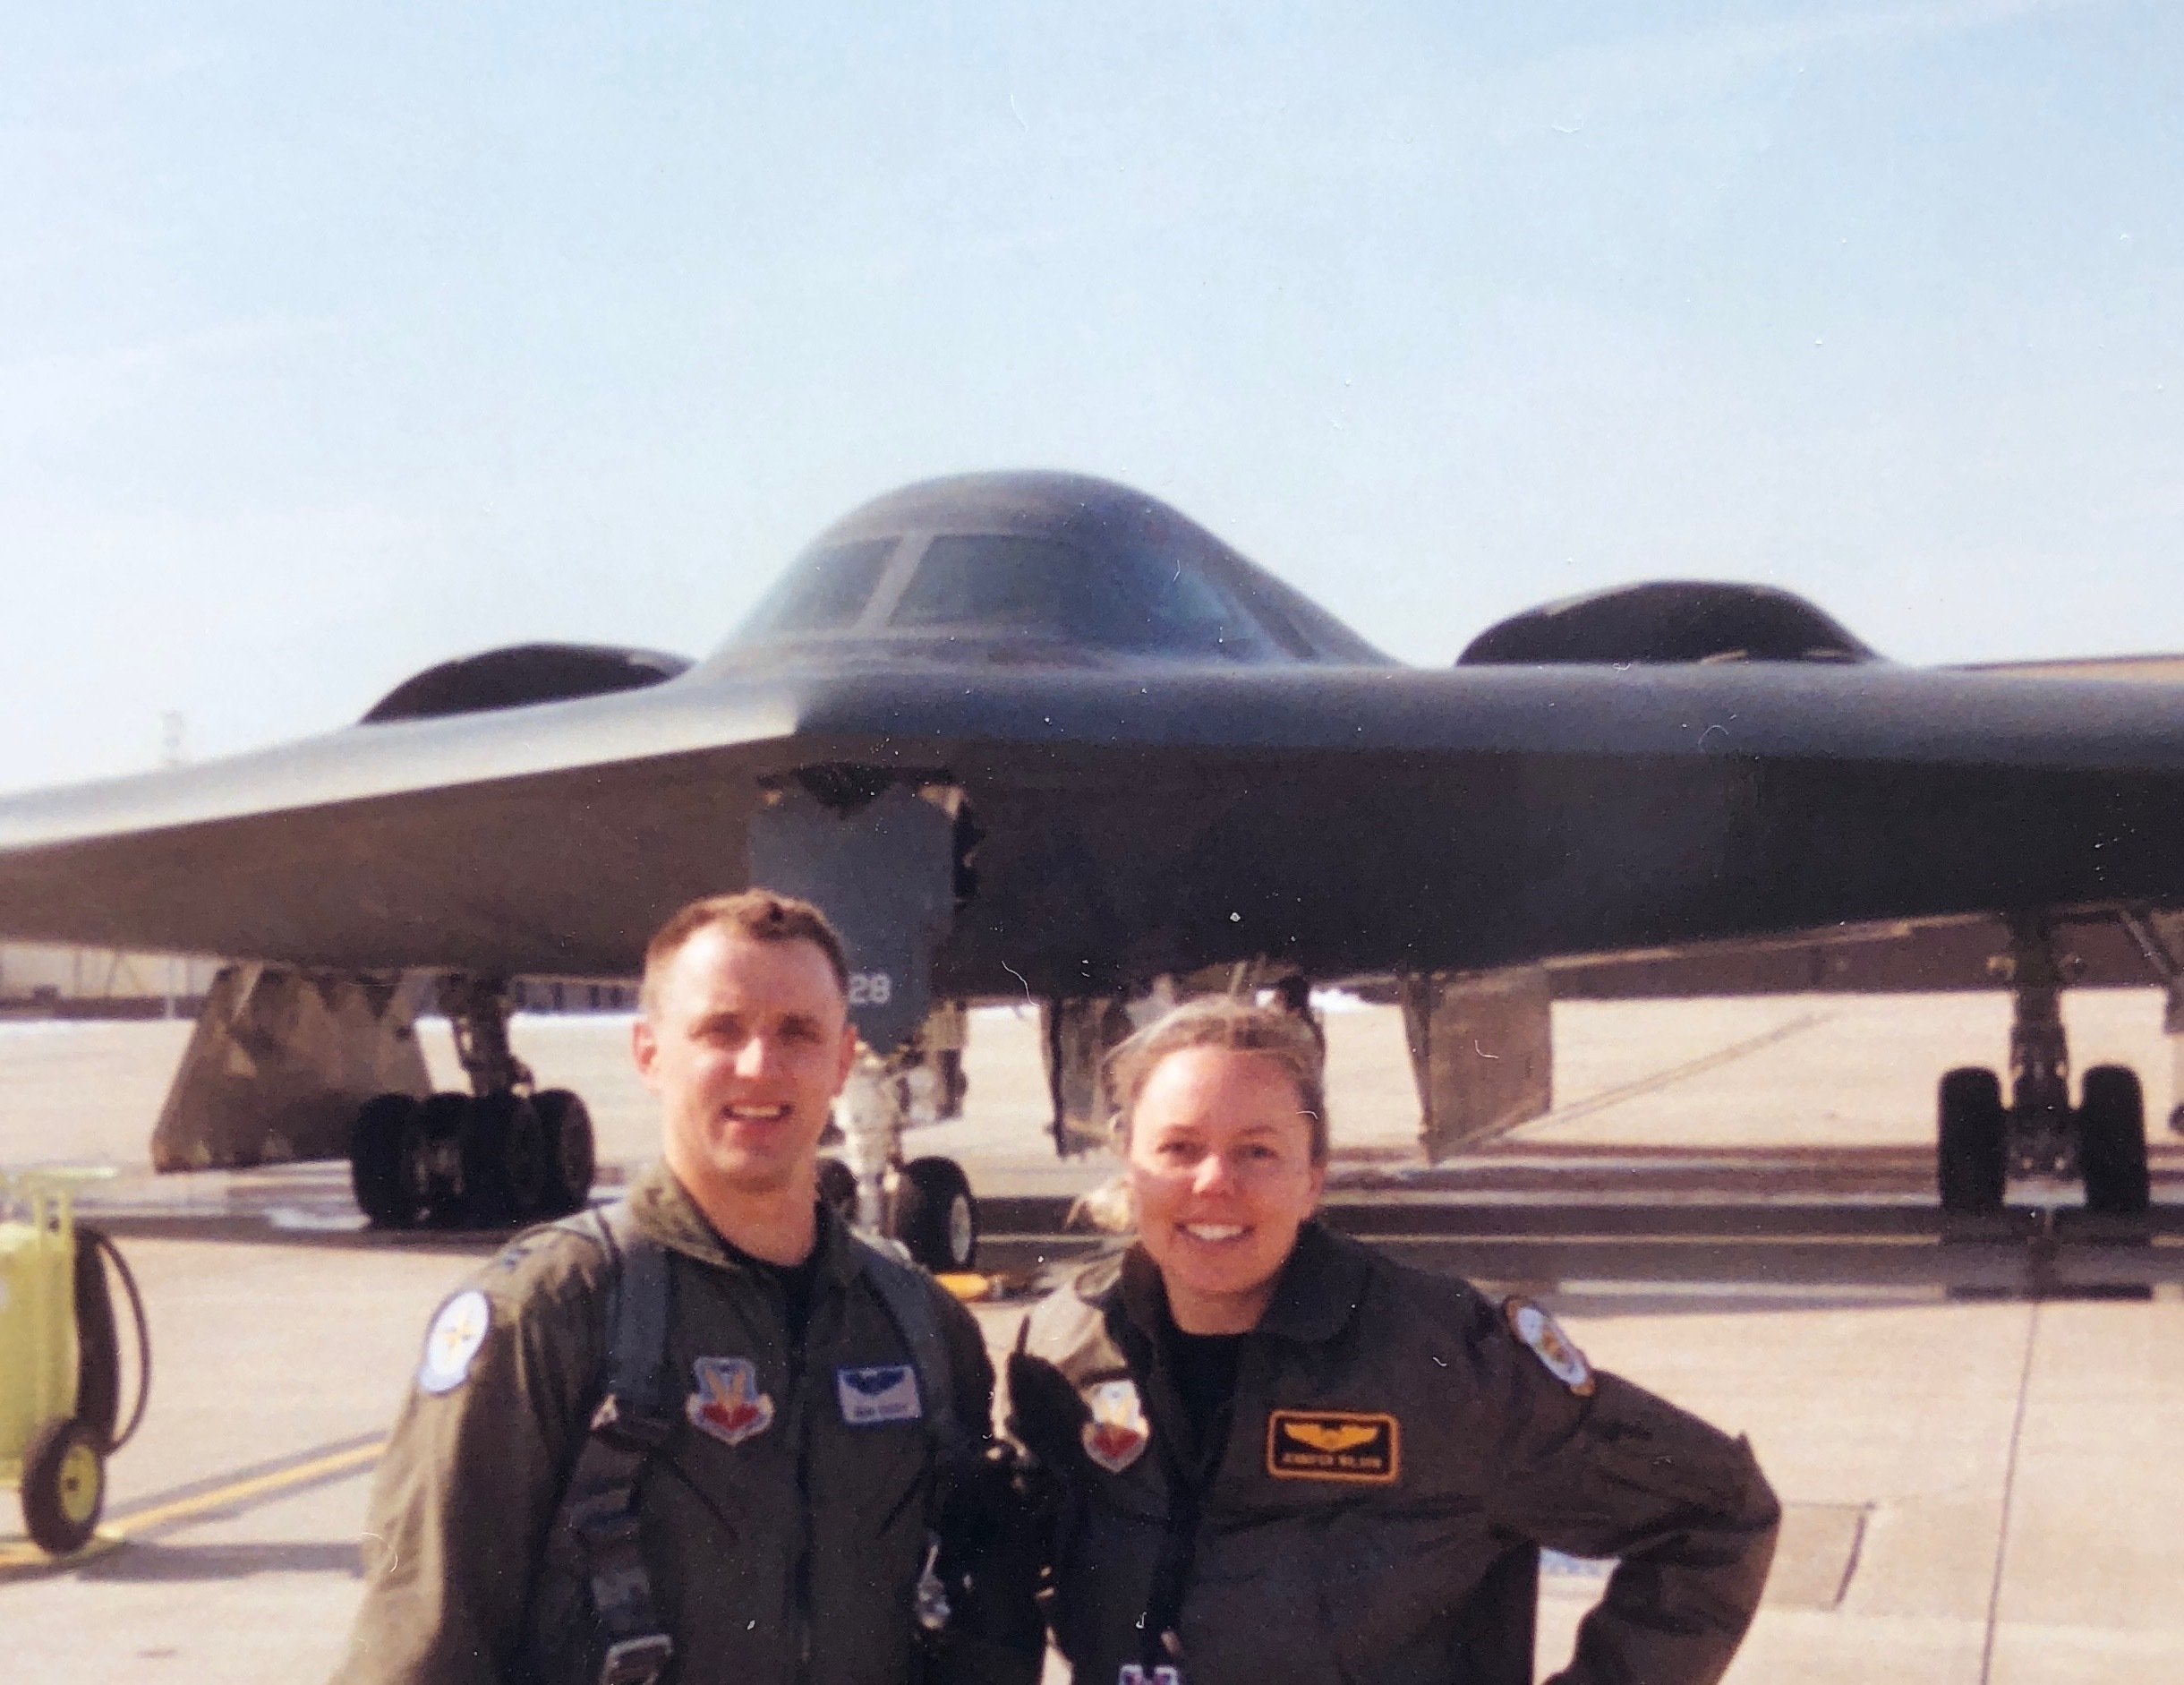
749;780;977;1271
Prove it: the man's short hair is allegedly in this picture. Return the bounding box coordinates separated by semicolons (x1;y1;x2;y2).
1105;996;1329;1164
639;891;851;1018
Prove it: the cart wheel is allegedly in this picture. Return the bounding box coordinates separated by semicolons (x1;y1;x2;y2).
21;1417;106;1555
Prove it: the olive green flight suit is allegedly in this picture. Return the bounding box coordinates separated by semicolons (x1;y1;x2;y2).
332;1164;999;1685
1008;1225;1779;1685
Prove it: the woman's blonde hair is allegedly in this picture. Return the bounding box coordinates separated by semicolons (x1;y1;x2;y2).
1105;996;1328;1164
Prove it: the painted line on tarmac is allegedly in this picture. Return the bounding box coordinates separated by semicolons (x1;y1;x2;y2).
1532;1011;1834;1126
105;1437;387;1539
0;1433;386;1576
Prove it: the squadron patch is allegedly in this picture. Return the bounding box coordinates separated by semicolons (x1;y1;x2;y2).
1505;1297;1596;1397
1079;1379;1150;1474
687;1356;776;1446
416;1289;491;1395
1266;1410;1400;1483
836;1364;924;1426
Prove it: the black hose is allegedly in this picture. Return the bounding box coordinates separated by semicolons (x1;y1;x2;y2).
89;1227;152;1453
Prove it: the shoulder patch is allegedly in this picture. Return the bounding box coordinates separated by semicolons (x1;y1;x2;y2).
1504;1296;1595;1397
417;1288;491;1394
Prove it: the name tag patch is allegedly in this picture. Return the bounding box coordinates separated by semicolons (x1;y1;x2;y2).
1266;1409;1400;1483
837;1364;924;1426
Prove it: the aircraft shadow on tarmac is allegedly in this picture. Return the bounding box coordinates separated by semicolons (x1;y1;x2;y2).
971;1148;2184;1317
74;1540;363;1583
73;1149;2184;1313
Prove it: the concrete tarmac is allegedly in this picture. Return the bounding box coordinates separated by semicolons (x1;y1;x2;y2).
4;992;2182;1681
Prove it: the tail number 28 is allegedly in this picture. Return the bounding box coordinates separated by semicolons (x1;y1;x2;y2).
848;973;894;1006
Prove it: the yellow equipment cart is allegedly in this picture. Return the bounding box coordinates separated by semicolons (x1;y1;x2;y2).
1;1168;144;1556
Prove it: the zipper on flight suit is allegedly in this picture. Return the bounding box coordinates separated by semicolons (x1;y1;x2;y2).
783;1276;818;1680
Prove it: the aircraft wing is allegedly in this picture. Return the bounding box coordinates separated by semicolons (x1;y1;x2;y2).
10;466;2184;1000
6;654;2184;993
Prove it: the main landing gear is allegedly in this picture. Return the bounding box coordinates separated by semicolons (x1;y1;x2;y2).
349;977;596;1229
1937;915;2151;1217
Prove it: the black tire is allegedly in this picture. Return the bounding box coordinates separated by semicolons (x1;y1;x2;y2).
1938;1065;2007;1215
21;1416;105;1555
2169;1102;2184;1138
893;1156;977;1272
816;1157;859;1227
414;1092;473;1224
532;1089;596;1217
461;1092;550;1226
351;1092;424;1227
72;1225;122;1451
2079;1064;2151;1215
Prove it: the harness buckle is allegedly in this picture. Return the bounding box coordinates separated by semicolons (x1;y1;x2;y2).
598;1632;675;1685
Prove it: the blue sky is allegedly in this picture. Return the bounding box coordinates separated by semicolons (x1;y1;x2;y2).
2;0;2178;791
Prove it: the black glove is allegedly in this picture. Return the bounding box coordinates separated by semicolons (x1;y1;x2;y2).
1004;1346;1090;1477
925;1443;1052;1685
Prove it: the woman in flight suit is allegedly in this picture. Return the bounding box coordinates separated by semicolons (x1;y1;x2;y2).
1005;998;1779;1685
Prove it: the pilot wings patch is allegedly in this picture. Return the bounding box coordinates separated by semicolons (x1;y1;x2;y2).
836;1363;924;1426
1267;1409;1400;1483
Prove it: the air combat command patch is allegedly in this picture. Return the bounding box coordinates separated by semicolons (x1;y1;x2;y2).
687;1356;777;1447
1080;1378;1150;1473
1266;1409;1400;1483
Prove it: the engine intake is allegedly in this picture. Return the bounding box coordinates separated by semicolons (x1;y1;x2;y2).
361;643;692;724
1459;581;1878;667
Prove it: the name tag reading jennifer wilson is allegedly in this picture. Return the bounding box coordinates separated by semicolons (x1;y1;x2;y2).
1266;1410;1400;1483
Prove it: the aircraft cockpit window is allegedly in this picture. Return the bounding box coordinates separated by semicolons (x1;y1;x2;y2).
732;537;896;641
890;534;1281;659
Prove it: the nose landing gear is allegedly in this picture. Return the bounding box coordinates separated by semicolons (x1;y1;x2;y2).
1936;915;2151;1216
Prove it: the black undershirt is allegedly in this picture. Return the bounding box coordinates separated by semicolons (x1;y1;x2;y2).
1163;1326;1244;1470
722;1231;823;1348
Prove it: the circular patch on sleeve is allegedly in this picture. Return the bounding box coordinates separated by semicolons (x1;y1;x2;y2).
417;1288;492;1395
1504;1296;1595;1397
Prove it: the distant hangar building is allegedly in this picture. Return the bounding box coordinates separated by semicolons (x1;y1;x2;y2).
0;942;222;1018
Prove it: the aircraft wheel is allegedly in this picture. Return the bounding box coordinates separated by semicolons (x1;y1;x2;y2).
893;1156;977;1272
816;1156;859;1228
1938;1065;2006;1215
21;1417;106;1555
462;1093;550;1226
2169;1102;2184;1138
533;1089;596;1216
2079;1065;2151;1215
414;1093;473;1224
352;1092;425;1227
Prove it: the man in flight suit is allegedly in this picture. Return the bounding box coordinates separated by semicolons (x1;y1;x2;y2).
332;891;1038;1685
